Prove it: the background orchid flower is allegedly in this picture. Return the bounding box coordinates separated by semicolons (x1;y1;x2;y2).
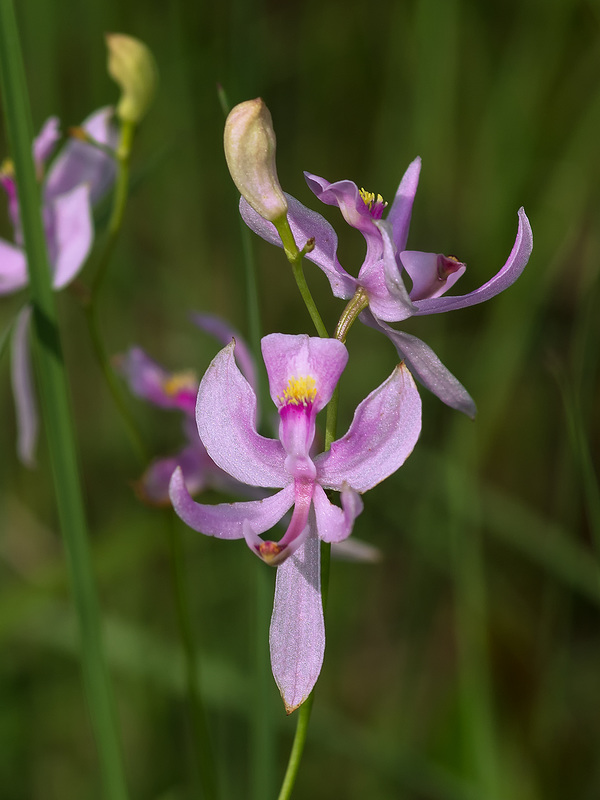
169;332;422;711
118;313;256;504
239;157;533;418
1;107;118;465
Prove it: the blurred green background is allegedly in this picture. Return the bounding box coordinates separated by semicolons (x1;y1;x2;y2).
1;0;600;797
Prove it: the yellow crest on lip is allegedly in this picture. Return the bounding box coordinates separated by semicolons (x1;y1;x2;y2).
359;187;387;212
279;375;317;406
162;370;197;397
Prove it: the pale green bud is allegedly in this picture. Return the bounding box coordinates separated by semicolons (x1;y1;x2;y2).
224;98;288;223
106;34;157;124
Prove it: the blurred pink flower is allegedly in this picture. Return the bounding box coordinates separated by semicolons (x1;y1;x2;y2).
1;108;117;465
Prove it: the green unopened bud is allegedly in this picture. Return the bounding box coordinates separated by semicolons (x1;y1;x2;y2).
106;33;157;124
224;98;288;223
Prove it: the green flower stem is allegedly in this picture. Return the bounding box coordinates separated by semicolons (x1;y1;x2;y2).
166;514;219;800
0;3;130;798
274;216;329;338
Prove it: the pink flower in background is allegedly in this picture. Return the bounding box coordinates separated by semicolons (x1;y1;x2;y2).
240;157;533;418
0;107;118;465
169;332;421;712
118;314;256;505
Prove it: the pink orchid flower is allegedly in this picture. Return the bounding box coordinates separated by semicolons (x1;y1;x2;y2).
169;332;421;712
1;107;117;465
239;158;533;418
118;313;256;504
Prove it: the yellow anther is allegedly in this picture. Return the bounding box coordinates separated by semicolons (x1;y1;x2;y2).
359;187;387;211
279;375;317;406
162;370;197;397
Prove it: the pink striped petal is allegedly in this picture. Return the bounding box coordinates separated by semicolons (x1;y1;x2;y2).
386;156;421;253
312;483;363;543
197;341;287;488
270;525;324;713
169;467;294;538
315;362;421;493
0;239;28;296
50;184;93;289
413;208;533;314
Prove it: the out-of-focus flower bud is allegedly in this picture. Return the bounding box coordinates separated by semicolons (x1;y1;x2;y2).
106;34;157;124
224;98;288;223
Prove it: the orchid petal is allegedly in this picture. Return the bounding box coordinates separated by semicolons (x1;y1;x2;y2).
191;312;257;393
137;444;212;506
413;208;533;314
304;173;383;264
10;306;38;467
197;341;287;487
45;106;118;204
386;156;421;253
364;312;476;417
361;219;417;321
0;239;28;296
400;250;466;301
316;361;422;492
169;467;294;538
331;537;381;563
270;525;324;713
240;194;356;300
33;117;61;170
262;333;348;414
50;184;93;289
312;483;363;543
117;347;197;414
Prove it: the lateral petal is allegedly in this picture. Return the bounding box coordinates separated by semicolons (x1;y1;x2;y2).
0;239;28;296
197;341;287;487
315;362;421;493
50;184;94;289
312;483;363;543
413;208;533;314
240;194;356;300
45;106;118;204
270;525;325;713
386;156;421;253
364;312;476;418
169;468;294;538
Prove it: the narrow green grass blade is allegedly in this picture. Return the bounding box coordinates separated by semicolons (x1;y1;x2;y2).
0;3;129;797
